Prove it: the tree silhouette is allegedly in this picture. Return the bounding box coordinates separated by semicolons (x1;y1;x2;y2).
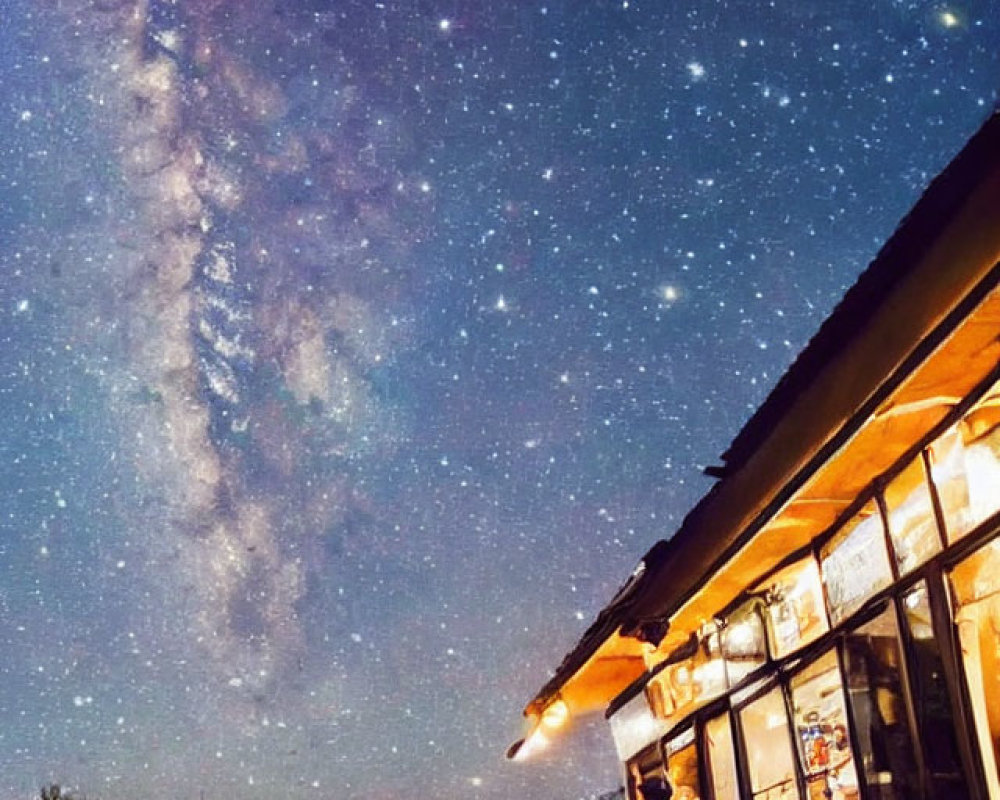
40;785;77;800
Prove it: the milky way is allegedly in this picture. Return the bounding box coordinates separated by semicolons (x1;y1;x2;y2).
1;1;998;798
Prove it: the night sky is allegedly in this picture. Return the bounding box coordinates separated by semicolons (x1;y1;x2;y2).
0;1;997;798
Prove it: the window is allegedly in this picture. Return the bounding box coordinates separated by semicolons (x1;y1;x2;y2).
820;501;893;626
883;455;942;575
842;605;921;799
928;416;1000;543
761;557;829;659
704;712;739;800
722;599;768;684
739;685;801;800
666;728;704;800
950;537;1000;798
628;743;669;800
900;581;970;798
790;650;858;800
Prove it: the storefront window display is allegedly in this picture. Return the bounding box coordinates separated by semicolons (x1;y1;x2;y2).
722;599;769;685
666;729;704;800
704;712;739;800
761;558;829;660
740;685;801;800
901;581;970;798
789;650;858;800
821;502;893;626
950;537;1000;798
842;605;920;800
883;455;942;576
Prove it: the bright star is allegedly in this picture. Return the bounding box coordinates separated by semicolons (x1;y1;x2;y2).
939;9;960;28
659;285;679;303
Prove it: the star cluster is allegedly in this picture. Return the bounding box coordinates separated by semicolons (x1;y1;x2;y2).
0;1;997;799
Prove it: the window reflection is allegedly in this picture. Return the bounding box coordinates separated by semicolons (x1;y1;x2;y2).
740;685;801;800
790;650;858;800
950;538;1000;797
821;502;893;626
928;417;1000;543
843;605;920;799
722;599;768;685
901;581;970;798
761;558;829;659
704;712;739;800
883;456;942;575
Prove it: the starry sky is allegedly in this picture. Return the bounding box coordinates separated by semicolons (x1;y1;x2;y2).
0;1;997;798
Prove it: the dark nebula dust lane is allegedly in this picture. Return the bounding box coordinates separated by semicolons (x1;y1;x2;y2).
0;0;997;798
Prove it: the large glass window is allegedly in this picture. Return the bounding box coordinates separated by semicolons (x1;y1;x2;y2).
739;685;801;800
928;418;1000;543
704;712;739;800
950;537;1000;798
842;605;921;799
820;502;893;626
883;455;942;575
666;728;704;800
790;650;858;800
901;581;970;798
761;558;829;659
722;599;768;685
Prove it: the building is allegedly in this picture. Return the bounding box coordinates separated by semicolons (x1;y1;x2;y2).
508;110;1000;800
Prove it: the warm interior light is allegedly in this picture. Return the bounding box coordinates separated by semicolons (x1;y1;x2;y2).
964;443;1000;518
726;621;754;651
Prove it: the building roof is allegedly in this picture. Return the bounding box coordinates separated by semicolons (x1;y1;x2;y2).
517;109;1000;729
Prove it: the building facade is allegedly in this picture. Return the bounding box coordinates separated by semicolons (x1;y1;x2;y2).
509;111;1000;800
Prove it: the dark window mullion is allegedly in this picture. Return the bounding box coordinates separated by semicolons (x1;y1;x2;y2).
875;489;902;583
925;566;988;800
921;447;950;550
779;676;808;800
835;639;871;800
731;700;756;800
889;592;932;800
